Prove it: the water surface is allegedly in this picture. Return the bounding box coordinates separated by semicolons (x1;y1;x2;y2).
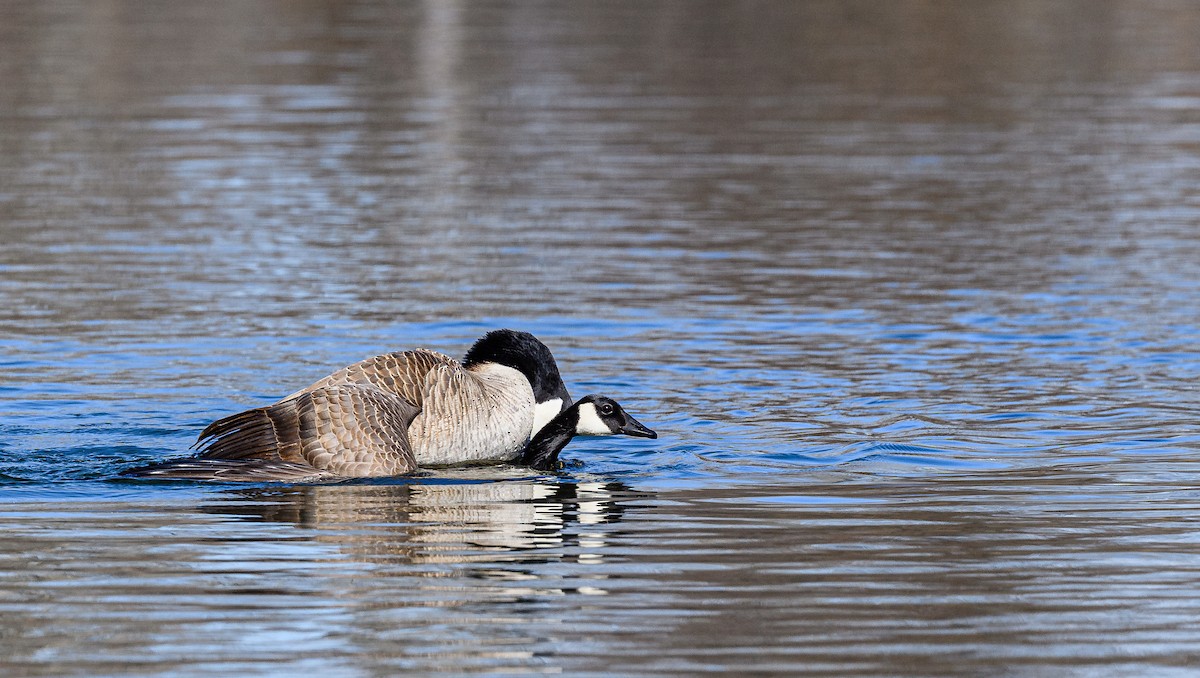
3;1;1200;675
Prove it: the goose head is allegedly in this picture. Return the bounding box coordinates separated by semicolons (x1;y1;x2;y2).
521;394;657;471
462;329;573;433
571;394;657;439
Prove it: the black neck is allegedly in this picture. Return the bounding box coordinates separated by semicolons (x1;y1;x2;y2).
521;406;579;471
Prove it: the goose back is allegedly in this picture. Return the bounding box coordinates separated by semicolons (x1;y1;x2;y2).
281;348;456;405
284;347;537;465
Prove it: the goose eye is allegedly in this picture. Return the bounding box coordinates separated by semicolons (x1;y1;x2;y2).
599;403;614;416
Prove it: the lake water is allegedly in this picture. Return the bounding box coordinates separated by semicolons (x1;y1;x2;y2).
4;0;1200;675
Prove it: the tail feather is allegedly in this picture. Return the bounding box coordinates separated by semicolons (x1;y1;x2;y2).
122;458;335;482
194;402;302;461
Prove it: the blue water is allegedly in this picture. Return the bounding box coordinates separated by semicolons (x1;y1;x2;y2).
4;0;1200;675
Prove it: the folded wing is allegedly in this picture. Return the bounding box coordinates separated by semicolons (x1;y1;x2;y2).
191;383;421;477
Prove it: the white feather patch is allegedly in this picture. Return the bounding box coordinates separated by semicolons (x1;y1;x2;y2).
531;398;563;436
575;402;615;436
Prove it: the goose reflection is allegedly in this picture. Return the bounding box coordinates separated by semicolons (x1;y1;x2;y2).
200;473;641;569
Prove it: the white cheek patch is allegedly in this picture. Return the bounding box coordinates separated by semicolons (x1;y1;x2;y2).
575;402;615;436
531;398;563;436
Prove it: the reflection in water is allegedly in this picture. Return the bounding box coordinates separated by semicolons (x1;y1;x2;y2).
199;477;643;672
4;469;1200;674
205;477;633;564
0;477;646;674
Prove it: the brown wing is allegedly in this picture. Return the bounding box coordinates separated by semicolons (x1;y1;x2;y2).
280;349;456;406
195;384;420;477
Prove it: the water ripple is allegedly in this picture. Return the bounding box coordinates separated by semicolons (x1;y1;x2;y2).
5;0;1200;674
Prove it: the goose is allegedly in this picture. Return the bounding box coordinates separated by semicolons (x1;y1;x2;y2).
125;329;583;481
521;394;657;471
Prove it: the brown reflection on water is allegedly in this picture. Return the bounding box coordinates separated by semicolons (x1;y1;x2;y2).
5;468;1199;675
187;466;1200;676
4;0;1200;336
607;471;1200;674
207;478;633;563
0;479;635;675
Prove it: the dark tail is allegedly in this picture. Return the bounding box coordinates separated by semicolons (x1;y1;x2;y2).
122;458;335;482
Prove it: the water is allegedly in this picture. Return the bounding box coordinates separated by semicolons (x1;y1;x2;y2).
3;0;1200;674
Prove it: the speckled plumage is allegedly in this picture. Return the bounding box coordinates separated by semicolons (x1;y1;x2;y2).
276;350;536;466
128;338;552;481
408;362;536;465
192;382;421;477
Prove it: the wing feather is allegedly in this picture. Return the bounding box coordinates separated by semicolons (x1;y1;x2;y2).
280;349;456;405
192;384;420;477
123;459;335;482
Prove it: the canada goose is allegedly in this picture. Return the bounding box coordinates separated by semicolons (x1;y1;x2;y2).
521;395;657;471
125;329;578;481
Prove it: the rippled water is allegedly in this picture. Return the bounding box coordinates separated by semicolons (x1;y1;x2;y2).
4;0;1200;675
